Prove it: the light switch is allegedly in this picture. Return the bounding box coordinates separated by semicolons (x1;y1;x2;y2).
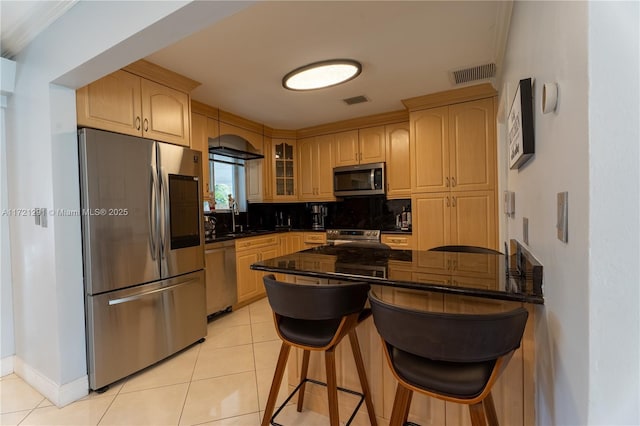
557;192;568;242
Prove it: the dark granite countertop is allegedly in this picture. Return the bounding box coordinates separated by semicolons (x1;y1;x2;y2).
250;240;543;304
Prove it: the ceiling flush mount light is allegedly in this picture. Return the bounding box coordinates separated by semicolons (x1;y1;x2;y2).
283;59;362;91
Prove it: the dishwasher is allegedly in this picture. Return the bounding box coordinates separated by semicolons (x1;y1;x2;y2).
204;240;237;316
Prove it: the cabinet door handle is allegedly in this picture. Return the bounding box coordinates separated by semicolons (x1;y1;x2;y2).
135;116;141;130
452;176;456;187
446;177;450;187
143;118;149;132
452;196;457;207
446;196;450;207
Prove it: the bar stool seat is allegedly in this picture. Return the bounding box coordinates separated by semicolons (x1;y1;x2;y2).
369;291;528;426
261;274;378;426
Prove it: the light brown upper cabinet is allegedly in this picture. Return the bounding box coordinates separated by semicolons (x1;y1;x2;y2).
270;139;297;201
77;69;191;146
410;98;495;193
334;128;385;167
385;122;411;199
298;135;336;202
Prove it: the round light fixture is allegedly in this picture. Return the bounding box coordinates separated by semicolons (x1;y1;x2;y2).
283;59;362;91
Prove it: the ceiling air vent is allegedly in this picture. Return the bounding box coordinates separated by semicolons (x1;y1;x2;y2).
451;63;496;85
343;95;369;105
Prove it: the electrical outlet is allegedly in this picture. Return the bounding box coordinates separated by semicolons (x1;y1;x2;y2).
523;217;529;245
557;192;568;243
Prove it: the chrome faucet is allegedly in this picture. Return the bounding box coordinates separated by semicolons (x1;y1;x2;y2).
228;194;240;232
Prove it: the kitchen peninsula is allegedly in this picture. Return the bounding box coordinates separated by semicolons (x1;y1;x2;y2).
251;241;542;426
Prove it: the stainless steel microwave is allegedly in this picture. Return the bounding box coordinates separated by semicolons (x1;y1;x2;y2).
333;162;385;197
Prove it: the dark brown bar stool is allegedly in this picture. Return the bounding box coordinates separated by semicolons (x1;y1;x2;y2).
369;291;527;426
429;245;503;255
261;274;377;426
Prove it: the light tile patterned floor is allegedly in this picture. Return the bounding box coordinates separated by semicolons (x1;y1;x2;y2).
0;298;333;425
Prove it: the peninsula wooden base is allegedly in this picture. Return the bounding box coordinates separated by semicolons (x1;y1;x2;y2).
284;286;536;426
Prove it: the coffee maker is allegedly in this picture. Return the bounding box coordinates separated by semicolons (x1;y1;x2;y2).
310;204;327;230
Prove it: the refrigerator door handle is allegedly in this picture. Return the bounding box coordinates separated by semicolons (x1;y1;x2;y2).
160;168;169;260
108;280;196;306
149;165;157;261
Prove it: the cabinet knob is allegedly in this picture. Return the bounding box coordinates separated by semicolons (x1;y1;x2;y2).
446;177;450;187
452;196;457;207
135;116;141;130
143;118;149;132
446;196;450;207
452;177;457;187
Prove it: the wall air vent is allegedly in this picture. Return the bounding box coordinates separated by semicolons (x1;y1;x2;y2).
451;63;496;85
343;95;369;105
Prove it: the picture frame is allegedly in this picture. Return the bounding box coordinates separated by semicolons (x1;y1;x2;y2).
508;78;535;169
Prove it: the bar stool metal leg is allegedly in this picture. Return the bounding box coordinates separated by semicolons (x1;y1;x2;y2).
348;330;378;426
261;342;291;426
296;350;310;412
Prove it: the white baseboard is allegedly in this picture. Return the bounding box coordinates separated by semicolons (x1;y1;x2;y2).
14;357;88;407
1;355;14;376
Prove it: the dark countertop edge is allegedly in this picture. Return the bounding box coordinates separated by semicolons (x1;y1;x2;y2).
251;264;544;305
206;228;411;244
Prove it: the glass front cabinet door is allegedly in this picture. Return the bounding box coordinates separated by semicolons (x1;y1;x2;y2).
272;139;297;200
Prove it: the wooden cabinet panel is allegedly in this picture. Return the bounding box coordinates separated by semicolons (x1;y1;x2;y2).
235;235;278;304
413;191;496;251
411;99;495;194
141;79;190;146
316;134;335;199
385;122;411;198
333;129;359;166
448;98;496;191
411;106;449;193
236;251;260;303
334;128;384;166
262;136;274;201
412;193;451;250
76;70;142;137
297;135;335;201
297;137;316;200
358;126;386;164
450;190;496;249
271;138;296;200
381;234;413;249
77;69;192;146
191;112;210;199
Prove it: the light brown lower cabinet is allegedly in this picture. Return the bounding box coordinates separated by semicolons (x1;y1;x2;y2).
235;235;278;305
285;286;535;426
412;190;497;251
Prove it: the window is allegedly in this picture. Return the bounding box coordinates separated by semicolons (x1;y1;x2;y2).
210;155;246;211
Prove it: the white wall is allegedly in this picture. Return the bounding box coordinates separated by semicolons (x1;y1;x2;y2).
4;0;253;405
587;2;640;423
1;80;15;374
499;1;640;425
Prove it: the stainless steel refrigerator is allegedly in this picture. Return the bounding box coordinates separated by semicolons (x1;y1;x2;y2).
78;128;206;391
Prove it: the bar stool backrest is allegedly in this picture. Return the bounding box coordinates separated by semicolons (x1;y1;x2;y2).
263;274;369;321
369;292;528;363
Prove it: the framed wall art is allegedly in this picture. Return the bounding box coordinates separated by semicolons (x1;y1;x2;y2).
508;78;535;169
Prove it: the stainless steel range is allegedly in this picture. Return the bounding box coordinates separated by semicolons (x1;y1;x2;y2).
326;229;386;278
326;229;381;245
